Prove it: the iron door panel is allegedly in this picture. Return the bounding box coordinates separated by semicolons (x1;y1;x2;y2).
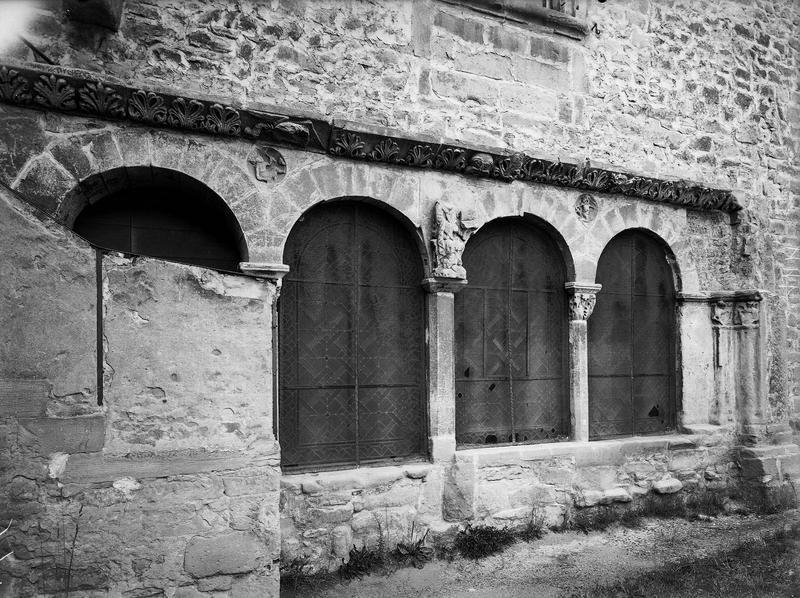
588;291;632;376
280;202;424;469
455;219;567;447
456;379;513;445
588;376;634;437
588;232;675;439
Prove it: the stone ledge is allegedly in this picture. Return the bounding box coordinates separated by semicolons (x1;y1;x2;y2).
281;462;434;493
61;447;280;484
456;434;703;467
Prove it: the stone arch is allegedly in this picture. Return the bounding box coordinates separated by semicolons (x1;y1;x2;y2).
17;127;266;263
269;160;424;269
69;166;249;267
578;200;697;293
469;212;576;283
594;227;683;294
281;194;431;278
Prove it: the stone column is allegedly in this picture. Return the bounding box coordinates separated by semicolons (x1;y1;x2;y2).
423;276;467;462
564;282;601;442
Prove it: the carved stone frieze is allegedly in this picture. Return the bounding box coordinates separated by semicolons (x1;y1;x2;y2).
431;202;476;279
0;62;743;214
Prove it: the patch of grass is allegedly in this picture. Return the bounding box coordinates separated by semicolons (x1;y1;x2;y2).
454;524;516;559
567;524;800;598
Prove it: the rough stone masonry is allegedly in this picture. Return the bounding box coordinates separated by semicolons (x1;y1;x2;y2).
0;0;798;596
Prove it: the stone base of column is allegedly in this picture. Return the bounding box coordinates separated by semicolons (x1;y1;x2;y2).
430;434;456;462
738;444;800;487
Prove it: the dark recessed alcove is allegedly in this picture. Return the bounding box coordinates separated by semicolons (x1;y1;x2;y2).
72;169;245;272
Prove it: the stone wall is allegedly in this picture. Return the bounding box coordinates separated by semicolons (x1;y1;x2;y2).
280;431;741;572
4;0;797;418
0;186;280;597
1;0;798;591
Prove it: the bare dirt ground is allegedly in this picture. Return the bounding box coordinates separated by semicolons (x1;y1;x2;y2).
286;510;800;597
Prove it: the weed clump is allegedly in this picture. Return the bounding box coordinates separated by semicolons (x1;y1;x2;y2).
394;523;433;569
338;544;383;580
454;524;516;559
518;508;547;542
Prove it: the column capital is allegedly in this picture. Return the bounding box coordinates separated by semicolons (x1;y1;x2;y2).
422;277;468;294
565;282;602;321
239;262;290;281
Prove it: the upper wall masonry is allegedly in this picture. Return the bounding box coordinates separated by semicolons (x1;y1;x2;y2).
0;61;742;214
439;0;588;39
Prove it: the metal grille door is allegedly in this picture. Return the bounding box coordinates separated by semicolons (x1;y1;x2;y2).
588;231;676;439
455;219;567;446
279;202;425;469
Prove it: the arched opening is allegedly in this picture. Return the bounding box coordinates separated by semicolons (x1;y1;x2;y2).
71;167;247;271
588;230;677;439
279;200;426;470
455;217;569;446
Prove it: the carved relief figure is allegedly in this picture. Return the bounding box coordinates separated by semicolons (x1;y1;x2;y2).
575;193;599;223
711;301;733;326
247;146;286;182
432;202;475;278
734;301;760;327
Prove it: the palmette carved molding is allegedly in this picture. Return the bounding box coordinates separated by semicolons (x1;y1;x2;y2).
0;63;743;213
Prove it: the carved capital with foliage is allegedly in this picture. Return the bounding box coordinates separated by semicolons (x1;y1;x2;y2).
565;282;602;321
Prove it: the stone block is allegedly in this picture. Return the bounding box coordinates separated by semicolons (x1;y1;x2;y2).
19;416;105;455
652;478;683;494
443;460;475;521
184;532;265;578
331;525;352;558
229;575;279;598
0;379;50;418
13;155;76;215
0;110;48;185
50;139;93;181
363;484;419;509
574;489;603;507
223;471;279;496
600;488;632;504
433;11;484;44
307;504;353;526
779;452;800;479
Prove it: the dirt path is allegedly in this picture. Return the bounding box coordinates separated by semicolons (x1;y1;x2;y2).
289;510;800;597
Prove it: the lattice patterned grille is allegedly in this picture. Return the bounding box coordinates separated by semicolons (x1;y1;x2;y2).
455;219;568;447
588;232;676;439
279;202;425;469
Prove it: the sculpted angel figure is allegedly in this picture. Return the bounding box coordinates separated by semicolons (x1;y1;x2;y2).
432;202;474;278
